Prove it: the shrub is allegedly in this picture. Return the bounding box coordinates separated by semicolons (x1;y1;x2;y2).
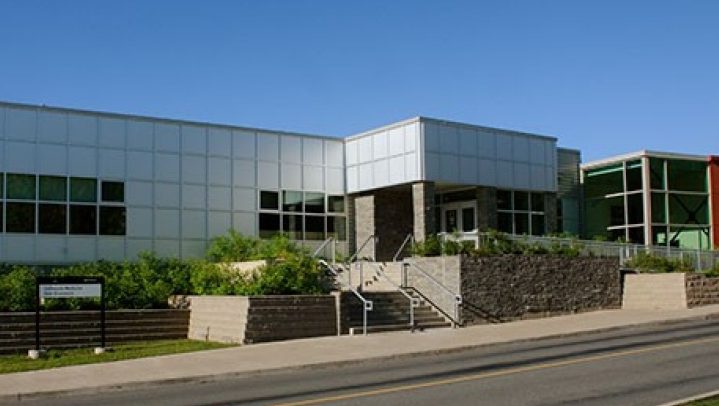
625;252;694;273
0;267;36;312
206;230;260;262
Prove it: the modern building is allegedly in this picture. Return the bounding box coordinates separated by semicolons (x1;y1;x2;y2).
0;101;587;264
581;151;719;250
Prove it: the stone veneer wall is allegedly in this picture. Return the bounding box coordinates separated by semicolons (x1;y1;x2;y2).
188;295;337;344
374;188;413;261
685;273;719;308
460;255;621;324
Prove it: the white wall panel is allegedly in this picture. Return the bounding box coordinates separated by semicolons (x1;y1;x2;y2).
233;188;256;211
36;237;66;262
373;131;388;159
513;162;530;189
98;239;125;261
5;108;36;141
439;126;459;155
425;152;440;180
0;142;3;171
233;130;255;159
257;161;279;189
233;212;255;235
545;166;556;191
182;155;206;184
281;136;301;163
346;166;358;192
182;210;206;239
154;240;179;257
208;128;232;157
358;163;373;190
326;167;344;193
155;153;180;182
459;128;478;154
208;211;231;238
459;157;478;184
424;123;439;152
182;241;206;258
155;123;180;152
208;157;231;185
530;164;546;190
496;135;513;161
126;181;153;206
405;153;418;180
257;133;279;161
155;209;180;238
127;120;154;151
388;128;404;156
233;160;255;187
182;125;206;155
477;131;496;158
5;236;35;262
478;159;496;185
154;183;179;208
373;160;389;187
358;137;372;163
127;239;153;258
303;165;323;191
99;118;125;148
68;146;96;176
281;163;302;190
38;111;67;143
345;141;358;165
37;144;66;174
389;156;404;184
67;238;96;262
99;149;125;178
326;141;343;167
127;151;153;180
182;184;206;209
302;138;323;164
497;161;514;187
5;142;36;173
405;123;418;152
127;207;153;238
208;186;231;211
440;154;459;181
529;138;545;165
512;137;530;162
68;114;97;146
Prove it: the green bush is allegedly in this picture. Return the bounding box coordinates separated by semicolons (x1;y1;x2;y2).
0;267;36;311
625;252;695;273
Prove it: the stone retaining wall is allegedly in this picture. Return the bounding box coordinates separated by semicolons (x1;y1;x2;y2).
460;255;621;324
686;273;719;308
0;309;189;354
188;295;337;344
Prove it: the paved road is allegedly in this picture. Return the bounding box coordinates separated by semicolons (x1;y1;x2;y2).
15;318;719;406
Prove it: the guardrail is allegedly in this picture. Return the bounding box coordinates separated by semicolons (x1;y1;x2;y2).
401;260;462;327
393;233;414;262
317;259;373;335
361;261;419;329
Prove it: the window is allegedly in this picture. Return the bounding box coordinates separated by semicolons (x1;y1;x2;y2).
260;191;279;210
101;181;124;202
497;190;512;210
327;216;347;241
282;191;303;212
7;174;36;200
39;176;67;201
305;215;325;240
304;192;325;214
282;214;303;239
328;196;345;213
531;193;544;212
496;190;546;236
39;204;66;234
70;205;97;235
100;207;126;235
6;203;35;233
259;213;280;238
70;178;97;202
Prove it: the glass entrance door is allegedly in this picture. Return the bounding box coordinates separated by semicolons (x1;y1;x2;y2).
441;201;477;233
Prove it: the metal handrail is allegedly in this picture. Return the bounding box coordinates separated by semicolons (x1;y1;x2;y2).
402;260;462;327
349;235;376;263
361;261;419;329
317;259;373;335
312;236;336;263
393;233;414;262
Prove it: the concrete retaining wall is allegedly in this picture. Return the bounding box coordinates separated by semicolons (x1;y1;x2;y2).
188;295;337;344
0;309;189;354
404;256;461;321
621;273;719;310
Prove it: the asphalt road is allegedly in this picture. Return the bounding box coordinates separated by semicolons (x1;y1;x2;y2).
14;318;719;406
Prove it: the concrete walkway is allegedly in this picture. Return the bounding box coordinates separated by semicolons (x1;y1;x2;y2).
2;305;719;401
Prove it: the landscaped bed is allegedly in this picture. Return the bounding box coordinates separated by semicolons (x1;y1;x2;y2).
0;339;234;374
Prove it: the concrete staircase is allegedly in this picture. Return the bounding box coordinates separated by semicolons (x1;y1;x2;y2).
340;291;451;334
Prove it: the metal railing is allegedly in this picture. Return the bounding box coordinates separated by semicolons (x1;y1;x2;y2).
402;260;462;327
317;259;373;335
437;231;719;272
349;235;376;263
312;237;337;263
393;233;415;262
360;260;419;329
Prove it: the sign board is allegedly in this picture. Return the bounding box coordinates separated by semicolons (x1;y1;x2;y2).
35;276;106;351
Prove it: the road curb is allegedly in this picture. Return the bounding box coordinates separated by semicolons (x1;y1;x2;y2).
3;311;719;403
657;389;719;406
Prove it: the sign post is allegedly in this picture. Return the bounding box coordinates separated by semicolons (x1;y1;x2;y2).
31;276;106;358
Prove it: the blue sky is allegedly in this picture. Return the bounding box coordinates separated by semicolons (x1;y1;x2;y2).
0;0;717;161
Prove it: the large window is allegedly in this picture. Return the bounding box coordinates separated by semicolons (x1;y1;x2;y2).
0;173;126;236
496;190;545;236
259;190;347;241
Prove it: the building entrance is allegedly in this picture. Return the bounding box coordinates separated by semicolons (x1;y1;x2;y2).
441;201;477;233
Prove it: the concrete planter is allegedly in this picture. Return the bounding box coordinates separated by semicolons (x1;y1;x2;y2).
187;295;337;344
623;272;719;310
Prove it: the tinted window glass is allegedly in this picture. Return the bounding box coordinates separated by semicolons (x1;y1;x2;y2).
327;196;345;213
6;202;35;233
304;193;325;214
259;213;280;238
101;181;124;202
327;216;347;241
305;215;324;240
70;178;97;202
514;192;529;211
70;205;97;234
39;176;67;201
39;204;66;234
282;191;303;212
531;193;544;212
100;206;126;235
7;174;36;200
497;190;512;210
282;214;303;239
259;191;279;210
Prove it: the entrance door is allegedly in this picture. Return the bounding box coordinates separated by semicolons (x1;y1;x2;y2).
441;201;477;233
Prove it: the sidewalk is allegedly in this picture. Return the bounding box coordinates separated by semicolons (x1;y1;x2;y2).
2;305;719;401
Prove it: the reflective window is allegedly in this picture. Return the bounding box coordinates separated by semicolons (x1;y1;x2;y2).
70;178;97;203
260;191;279;210
39;204;66;234
259;213;280;238
70;205;97;235
514;191;529;211
282;191;303;212
7;174;36;200
101;181;124;203
305;215;324;240
304;192;325;214
327;216;347;241
282;214;303;239
100;207;126;235
327;196;345;213
531;193;544;212
497;190;512;210
39;176;67;201
6;203;35;233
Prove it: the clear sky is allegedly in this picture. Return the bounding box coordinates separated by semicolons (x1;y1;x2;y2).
0;0;717;161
